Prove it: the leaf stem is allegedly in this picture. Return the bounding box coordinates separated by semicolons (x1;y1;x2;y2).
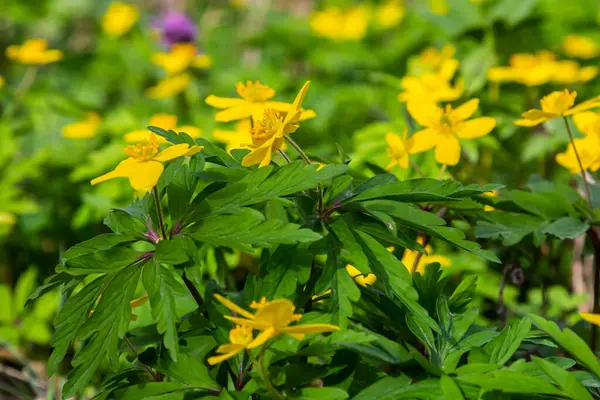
2;67;38;120
182;271;205;309
278;149;291;164
437;164;447;180
563;116;593;209
152;186;167;240
124;336;160;381
285;136;324;215
257;343;284;400
409;158;425;178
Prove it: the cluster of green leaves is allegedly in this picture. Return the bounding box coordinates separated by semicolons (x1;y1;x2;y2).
22;130;598;399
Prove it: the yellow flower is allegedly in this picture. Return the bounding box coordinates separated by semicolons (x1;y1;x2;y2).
556;136;600;174
62;113;101;139
407;98;496;166
573;111;600;136
91;133;202;191
192;54;212;70
212;120;253;153
399;60;464;104
124;114;202;142
102;2;138;37
417;45;456;71
213;294;339;349
205;80;316;123
581;312;600;326
6;39;63;65
241;81;310;167
146;73;191;99
0;211;17;226
483;190;497;212
563;35;600;59
309;6;370;42
401;240;451;275
207;325;253;365
152;43;197;75
515;90;600;127
345;264;376;287
552;61;598;84
429;0;449;15
385;130;413;170
374;0;405;29
488;51;555;86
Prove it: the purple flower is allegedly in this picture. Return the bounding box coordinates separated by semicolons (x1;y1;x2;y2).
152;11;197;48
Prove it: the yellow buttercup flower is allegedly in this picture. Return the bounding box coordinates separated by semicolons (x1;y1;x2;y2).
407;98;496;166
124;114;201;142
515;90;600;127
573;111;600;136
213;294;339;349
345;264;376;287
212;120;252;153
62;113;101;139
6;39;63;65
552;61;598;84
429;0;449;15
0;211;17;226
399;60;464;104
374;0;405;29
91;133;202;191
207;325;253;365
563;35;599;59
146;73;191;99
310;5;370;41
242;81;310;167
401;240;451;275
152;43;197;75
385;130;413;170
581;312;600;326
417;45;456;71
192;54;212;69
102;2;138;37
206;80;316;123
556;136;600;174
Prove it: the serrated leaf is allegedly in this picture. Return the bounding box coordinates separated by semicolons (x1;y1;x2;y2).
328;217;369;273
440;375;465;400
61;233;138;262
532;356;593;400
456;370;566;396
353;376;442;400
542;217;589;240
62;247;145;275
154;235;196;265
484;317;531;365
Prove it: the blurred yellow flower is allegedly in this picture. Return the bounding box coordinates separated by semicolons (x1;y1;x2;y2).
102;2;138;37
399;60;464;104
310;5;370;41
429;0;449;15
483;190;498;212
581;312;600;326
192;54;212;70
62;113;101;139
6;39;63;65
515;90;600;127
407;98;496;166
91;133;202;191
573;111;600;135
207;325;253;365
563;35;599;59
152;43;212;75
346;264;376;287
401;239;451;275
146;73;191;99
385;130;413;170
206;80;316;123
230;0;248;8
242;81;310;167
214;294;339;349
0;76;4;88
374;0;405;29
124;114;201;142
0;212;17;226
556;136;600;174
552;61;598;84
418;45;456;71
212;120;252;153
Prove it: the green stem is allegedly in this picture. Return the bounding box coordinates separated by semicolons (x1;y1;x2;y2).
257;343;284;400
563;117;593;209
278;149;291;164
285;136;324;215
2;67;37;120
152;186;167;239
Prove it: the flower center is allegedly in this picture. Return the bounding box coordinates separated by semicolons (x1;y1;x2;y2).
437;105;456;135
123;134;159;160
251;109;285;142
540;89;576;115
230;325;253;346
236;81;276;102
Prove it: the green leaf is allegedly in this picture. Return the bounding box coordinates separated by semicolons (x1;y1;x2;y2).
489;0;538;27
332;259;361;329
484;317;531;365
475;212;546;245
104;210;147;236
542;217;589;240
156;352;218;388
456;370;566;396
507;191;574;220
289;387;349;399
26;273;74;308
529;314;600;377
61;247;145;275
353;376;442;400
324;175;353;205
328;217;369;273
13;267;37;318
48;275;110;376
154;235;195;265
63;264;142;397
440;375;465;400
112;382;214;400
167;164;196;224
532;356;593;400
61;233;138;262
406;314;436;355
189;208;321;251
143;260;186;362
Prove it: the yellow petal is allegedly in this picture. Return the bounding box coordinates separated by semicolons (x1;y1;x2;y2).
565;96;600;116
90;158;139;185
124;129;152;143
215;104;254;122
521;109;558;120
128;161;165;191
434;134;461;166
299;109;317;121
455;117;496;139
581;312;600;327
178;125;202;138
205;95;246;109
572;112;599;134
386;132;405;153
407;100;441;128
408;128;437;154
246;327;276;349
153;144;193;162
149;114;178;130
279;323;340;335
451;99;479;122
213;293;256;320
515;118;547;127
425;255;452;267
207;345;245;365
